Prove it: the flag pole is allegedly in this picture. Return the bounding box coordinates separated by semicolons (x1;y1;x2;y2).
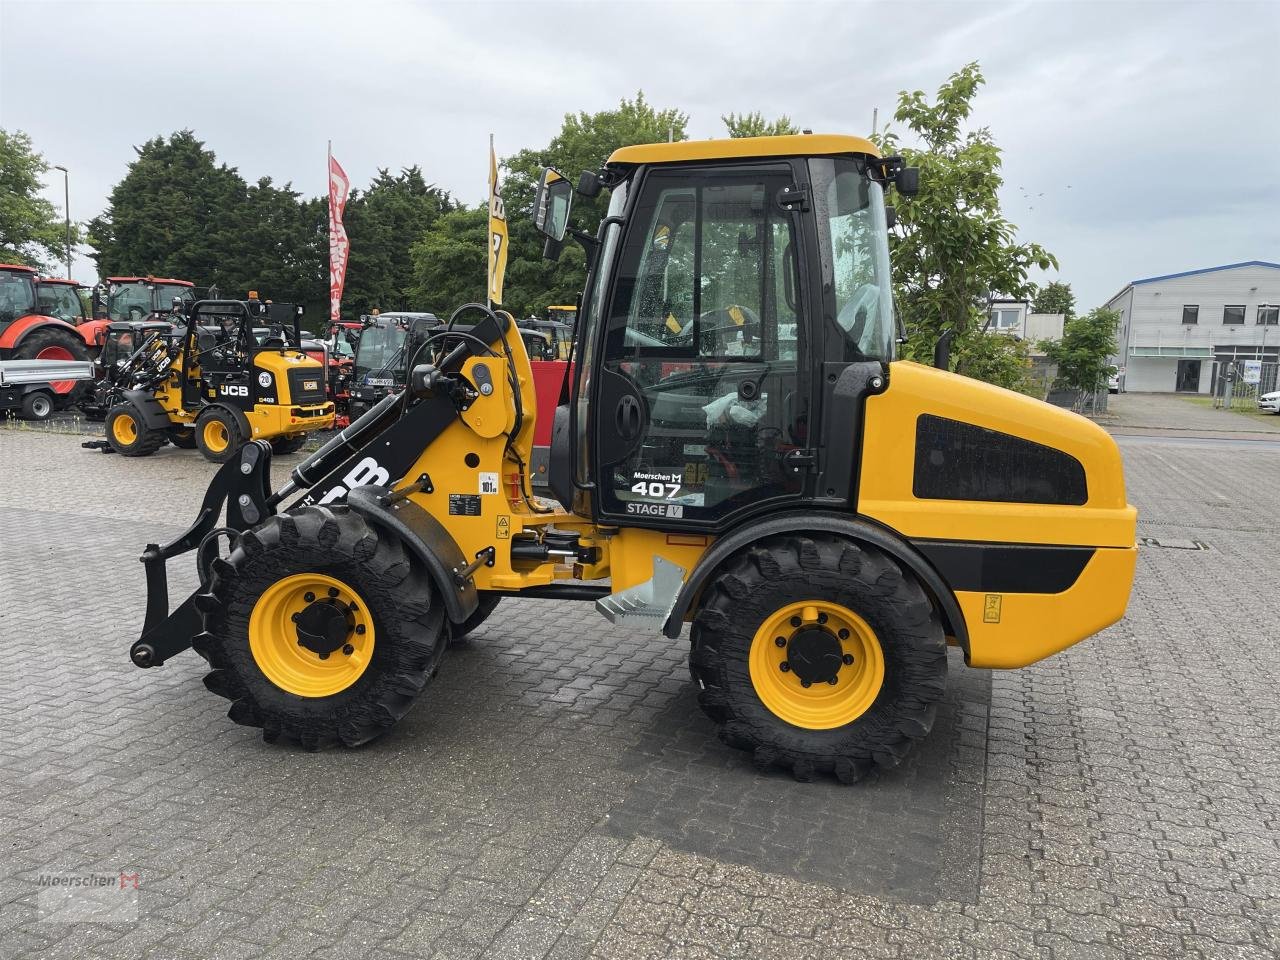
487;133;494;312
327;140;332;324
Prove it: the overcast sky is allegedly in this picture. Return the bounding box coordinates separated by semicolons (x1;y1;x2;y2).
2;0;1276;309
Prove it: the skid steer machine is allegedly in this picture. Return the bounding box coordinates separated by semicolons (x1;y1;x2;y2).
129;134;1137;781
102;298;334;462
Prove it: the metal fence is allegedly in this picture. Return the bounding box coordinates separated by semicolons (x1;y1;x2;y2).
1210;360;1279;410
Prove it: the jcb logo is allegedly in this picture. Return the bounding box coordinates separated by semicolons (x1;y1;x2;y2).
318;457;390;505
219;384;249;397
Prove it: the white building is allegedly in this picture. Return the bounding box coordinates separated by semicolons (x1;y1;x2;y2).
1105;261;1280;393
987;299;1066;346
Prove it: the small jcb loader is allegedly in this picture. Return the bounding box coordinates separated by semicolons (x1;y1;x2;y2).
100;297;334;462
129;135;1136;782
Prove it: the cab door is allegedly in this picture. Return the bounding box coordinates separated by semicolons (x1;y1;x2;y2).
592;164;813;531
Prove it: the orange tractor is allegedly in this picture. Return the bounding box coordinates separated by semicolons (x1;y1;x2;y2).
0;264;96;404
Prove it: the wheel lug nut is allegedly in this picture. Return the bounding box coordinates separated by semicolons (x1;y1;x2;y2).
342;643;354;656
355;624;366;635
838;629;850;640
779;661;790;672
817;612;828;624
318;651;329;660
349;602;358;612
843;653;854;665
328;587;339;598
304;592;315;603
775;636;786;647
828;677;839;685
789;616;801;628
801;679;812;688
291;613;299;622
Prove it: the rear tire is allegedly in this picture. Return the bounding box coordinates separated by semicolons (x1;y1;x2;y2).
105;403;165;457
270;433;307;455
12;327;91;405
690;535;947;783
195;407;244;463
196;505;447;749
20;391;54;421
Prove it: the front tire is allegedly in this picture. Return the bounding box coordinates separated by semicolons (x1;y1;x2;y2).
195;407;244;463
20;391;54;421
690;535;947;783
196;506;447;749
13;327;92;405
105;403;165;456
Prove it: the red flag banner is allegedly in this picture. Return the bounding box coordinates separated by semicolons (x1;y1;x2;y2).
328;154;351;323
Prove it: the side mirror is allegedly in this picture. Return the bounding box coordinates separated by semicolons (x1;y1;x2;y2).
577;170;602;198
895;167;920;197
533;168;573;243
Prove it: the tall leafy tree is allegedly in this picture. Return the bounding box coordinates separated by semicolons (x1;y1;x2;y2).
878;64;1056;389
498;92;690;315
1032;280;1076;319
342;167;454;316
409;206;490;315
0;129;81;270
722;111;799;138
1040;307;1119;398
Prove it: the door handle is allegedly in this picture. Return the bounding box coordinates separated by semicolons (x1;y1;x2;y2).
616;395;642;440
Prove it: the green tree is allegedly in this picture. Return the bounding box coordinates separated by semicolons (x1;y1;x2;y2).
722;111;800;138
1032;280;1075;319
88;131;251;287
0;129;81;270
498;92;690;315
877;63;1056;389
1040;307;1119;398
342;166;454;316
409;206;490;315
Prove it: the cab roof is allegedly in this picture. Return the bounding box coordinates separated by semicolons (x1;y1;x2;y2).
37;277;82;286
607;133;880;167
107;276;195;286
0;263;37;274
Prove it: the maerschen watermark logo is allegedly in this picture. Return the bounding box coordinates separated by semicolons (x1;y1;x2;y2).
36;871;140;923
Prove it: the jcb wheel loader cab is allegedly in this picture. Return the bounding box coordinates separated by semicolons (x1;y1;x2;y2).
133;135;1135;783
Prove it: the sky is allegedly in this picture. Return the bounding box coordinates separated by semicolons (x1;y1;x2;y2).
1;0;1277;310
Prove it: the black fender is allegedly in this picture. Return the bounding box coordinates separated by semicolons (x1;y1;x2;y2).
346;485;479;624
120;389;176;431
198;401;252;441
661;511;970;658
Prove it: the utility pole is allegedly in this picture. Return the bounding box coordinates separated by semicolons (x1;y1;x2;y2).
52;165;71;278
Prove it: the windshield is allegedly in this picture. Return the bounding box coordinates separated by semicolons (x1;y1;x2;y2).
37;283;84;322
808;157;894;361
107;283;153;321
155;284;194;311
328;327;357;358
0;272;37;322
354;322;407;381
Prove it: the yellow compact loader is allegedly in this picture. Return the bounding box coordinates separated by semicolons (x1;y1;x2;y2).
101;298;334;462
130;135;1136;782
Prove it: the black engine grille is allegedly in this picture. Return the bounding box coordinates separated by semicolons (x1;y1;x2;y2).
287;366;328;404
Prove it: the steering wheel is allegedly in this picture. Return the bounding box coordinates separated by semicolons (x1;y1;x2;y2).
836;283;881;349
128;305;147;321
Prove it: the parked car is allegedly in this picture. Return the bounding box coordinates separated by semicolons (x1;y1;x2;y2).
1258;390;1280;414
1108;373;1120;394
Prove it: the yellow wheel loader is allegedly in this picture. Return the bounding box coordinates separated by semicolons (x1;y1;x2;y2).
98;298;334;463
130;135;1136;781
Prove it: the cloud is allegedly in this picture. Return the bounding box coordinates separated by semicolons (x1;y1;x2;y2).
2;0;1276;308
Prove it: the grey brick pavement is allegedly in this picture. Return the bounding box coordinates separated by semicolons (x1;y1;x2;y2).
0;428;1278;959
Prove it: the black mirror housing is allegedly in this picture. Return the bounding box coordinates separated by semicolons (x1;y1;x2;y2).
577;170;602;198
533;168;573;243
895;167;920;197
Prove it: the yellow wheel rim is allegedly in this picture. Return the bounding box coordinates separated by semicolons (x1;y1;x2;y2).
249;573;375;698
749;600;885;730
111;413;138;445
202;420;229;453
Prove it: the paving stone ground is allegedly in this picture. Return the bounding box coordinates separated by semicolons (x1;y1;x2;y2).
1;428;1278;960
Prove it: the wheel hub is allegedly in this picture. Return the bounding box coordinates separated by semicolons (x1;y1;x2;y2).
294;598;354;659
785;627;844;685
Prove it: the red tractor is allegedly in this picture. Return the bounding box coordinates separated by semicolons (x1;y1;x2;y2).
299;320;362;428
93;276;196;325
0;263;95;403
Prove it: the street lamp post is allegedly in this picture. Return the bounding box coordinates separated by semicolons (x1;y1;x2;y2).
52;165;71;279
